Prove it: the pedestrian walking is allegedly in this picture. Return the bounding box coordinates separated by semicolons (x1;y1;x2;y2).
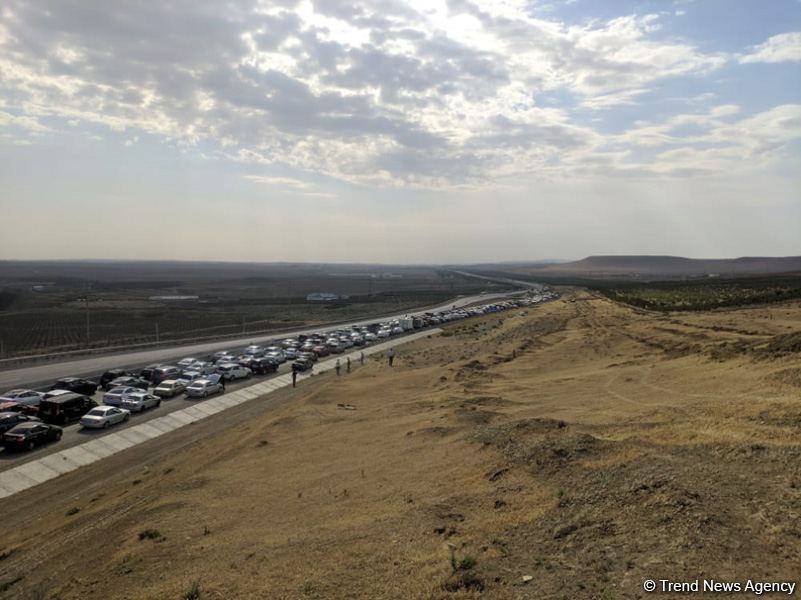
292;367;297;388
346;357;351;373
387;348;395;367
360;351;364;365
335;359;341;376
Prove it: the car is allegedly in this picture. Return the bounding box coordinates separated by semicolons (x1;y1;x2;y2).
153;379;187;398
312;345;330;357
38;393;98;424
139;364;163;382
212;351;236;363
152;365;182;384
103;386;143;406
298;351;318;363
250;357;279;374
0;412;41;437
0;400;38;416
105;376;149;392
188;362;216;375
176;370;202;384
51;377;99;396
265;350;286;363
79;406;131;429
120;392;161;413
2;422;62;451
177;357;197;368
292;358;313;372
0;389;45;407
283;347;298;360
185;379;223;398
99;369;132;389
217;363;252;381
244;345;264;355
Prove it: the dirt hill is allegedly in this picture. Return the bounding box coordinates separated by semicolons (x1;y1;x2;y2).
485;255;801;279
1;293;800;599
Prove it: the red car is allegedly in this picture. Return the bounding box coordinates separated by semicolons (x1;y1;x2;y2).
0;400;38;416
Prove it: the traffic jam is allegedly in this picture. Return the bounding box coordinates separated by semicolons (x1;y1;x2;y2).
0;291;556;453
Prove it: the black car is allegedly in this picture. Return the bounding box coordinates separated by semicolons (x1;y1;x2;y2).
250;357;279;375
51;377;99;396
99;368;133;389
139;364;163;382
38;393;98;425
0;412;41;437
2;422;62;451
292;358;314;372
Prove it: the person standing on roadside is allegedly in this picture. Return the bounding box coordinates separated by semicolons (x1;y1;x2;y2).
360;351;364;365
292;366;298;388
346;356;351;373
335;359;341;376
387;348;395;367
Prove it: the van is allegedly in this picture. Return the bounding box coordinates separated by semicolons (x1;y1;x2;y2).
38;393;98;425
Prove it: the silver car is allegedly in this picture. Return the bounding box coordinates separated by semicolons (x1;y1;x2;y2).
103;386;142;406
185;379;223;399
121;392;161;413
0;389;45;407
80;406;130;429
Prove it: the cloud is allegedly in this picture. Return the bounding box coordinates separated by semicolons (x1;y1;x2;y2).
0;0;786;187
740;31;801;64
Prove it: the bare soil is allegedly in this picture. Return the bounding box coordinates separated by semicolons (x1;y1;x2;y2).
1;290;800;599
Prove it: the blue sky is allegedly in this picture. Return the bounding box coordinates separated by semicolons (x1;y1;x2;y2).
0;0;799;262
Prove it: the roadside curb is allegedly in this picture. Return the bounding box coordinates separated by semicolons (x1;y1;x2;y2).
0;328;442;500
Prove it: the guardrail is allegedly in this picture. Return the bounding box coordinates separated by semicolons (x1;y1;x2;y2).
0;291;526;369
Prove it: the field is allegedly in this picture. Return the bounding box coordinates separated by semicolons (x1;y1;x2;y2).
591;275;801;311
0;262;507;357
1;290;800;598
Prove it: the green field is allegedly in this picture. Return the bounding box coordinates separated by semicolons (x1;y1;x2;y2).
591;276;801;311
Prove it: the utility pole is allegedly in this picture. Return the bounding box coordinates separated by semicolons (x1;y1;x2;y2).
84;294;90;347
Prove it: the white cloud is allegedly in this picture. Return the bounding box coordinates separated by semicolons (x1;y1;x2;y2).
0;1;789;188
740;31;801;64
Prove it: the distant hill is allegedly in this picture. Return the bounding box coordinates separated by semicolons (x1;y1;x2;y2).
482;255;801;279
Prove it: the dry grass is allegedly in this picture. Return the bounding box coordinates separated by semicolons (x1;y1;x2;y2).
1;291;800;599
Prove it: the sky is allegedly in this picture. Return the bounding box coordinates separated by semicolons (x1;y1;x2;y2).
0;0;799;264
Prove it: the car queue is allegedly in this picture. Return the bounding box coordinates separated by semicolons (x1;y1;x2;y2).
0;291;556;452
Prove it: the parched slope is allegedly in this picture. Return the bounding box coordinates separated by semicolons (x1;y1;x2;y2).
1;293;800;599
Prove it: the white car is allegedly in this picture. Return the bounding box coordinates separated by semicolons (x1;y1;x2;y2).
244;345;264;355
0;389;45;407
80;406;130;429
177;357;197;368
186;379;223;399
103;386;142;406
188;362;216;375
217;363;252;381
121;392;161;413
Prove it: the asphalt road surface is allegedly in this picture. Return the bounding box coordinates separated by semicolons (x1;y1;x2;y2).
0;356;297;469
0;291;519;390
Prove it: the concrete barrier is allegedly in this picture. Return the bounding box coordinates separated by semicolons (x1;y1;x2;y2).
0;329;441;500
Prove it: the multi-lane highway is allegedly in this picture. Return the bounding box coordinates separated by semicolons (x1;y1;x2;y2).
0;291;519;391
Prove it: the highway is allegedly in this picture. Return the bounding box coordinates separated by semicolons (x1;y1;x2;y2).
0;291;520;390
